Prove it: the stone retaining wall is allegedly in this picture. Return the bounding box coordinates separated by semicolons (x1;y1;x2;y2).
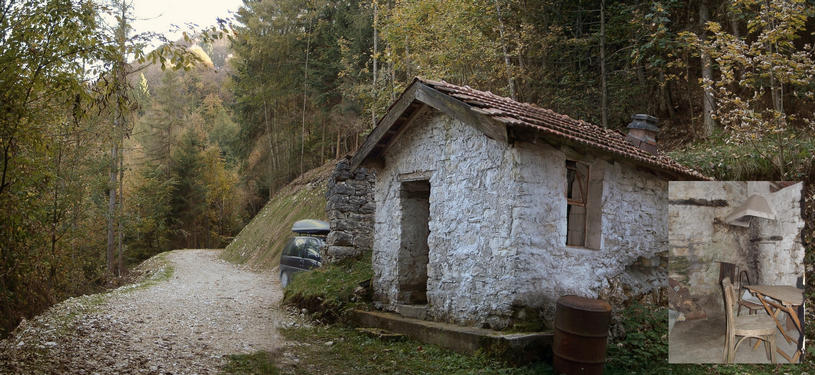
324;158;375;261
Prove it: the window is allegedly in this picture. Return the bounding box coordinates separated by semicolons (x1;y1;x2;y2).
565;160;589;247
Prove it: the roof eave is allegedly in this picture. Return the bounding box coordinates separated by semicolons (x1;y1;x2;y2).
351;79;508;170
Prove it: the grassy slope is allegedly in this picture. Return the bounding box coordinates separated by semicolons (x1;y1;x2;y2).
221;160;335;270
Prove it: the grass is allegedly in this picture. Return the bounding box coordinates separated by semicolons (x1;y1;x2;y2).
283;251;374;322
278;325;552;375
126;251;175;291
668;130;815;180
221;161;332;269
277;253;555;373
221;351;279;375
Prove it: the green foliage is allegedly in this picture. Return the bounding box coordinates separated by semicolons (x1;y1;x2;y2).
0;0;114;337
230;0;376;207
0;0;236;337
128;54;245;257
606;302;669;373
668;130;814;180
221;351;279;375
683;0;815;178
279;325;551;374
128;162;176;262
283;251;374;322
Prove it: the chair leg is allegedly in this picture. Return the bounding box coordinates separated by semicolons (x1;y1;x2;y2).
764;336;771;361
770;334;777;364
737;305;742;316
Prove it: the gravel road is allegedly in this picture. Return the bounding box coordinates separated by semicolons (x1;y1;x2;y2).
0;249;285;374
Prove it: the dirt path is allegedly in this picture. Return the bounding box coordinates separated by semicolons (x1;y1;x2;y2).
0;249;285;374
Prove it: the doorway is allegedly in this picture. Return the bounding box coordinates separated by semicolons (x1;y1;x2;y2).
397;179;430;305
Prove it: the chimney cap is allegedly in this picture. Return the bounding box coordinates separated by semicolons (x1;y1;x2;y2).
628;114;659;132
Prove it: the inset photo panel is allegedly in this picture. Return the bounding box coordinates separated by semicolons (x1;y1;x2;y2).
668;181;805;364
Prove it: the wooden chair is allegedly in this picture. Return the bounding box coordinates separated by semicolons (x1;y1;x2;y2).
737;270;764;316
722;277;777;363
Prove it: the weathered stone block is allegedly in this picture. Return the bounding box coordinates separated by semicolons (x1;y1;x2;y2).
326;245;360;260
327;230;354;246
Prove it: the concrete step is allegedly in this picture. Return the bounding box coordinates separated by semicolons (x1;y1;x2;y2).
352;309;552;364
355;327;406;341
396;304;427;320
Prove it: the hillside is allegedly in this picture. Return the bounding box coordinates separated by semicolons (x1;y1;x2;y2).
220;160;336;270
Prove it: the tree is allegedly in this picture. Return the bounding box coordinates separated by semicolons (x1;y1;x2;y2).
687;0;815;177
0;0;109;335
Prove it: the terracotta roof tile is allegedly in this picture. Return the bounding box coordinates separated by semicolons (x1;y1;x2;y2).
418;78;708;180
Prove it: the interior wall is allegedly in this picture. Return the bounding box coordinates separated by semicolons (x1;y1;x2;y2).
668;181;751;314
752;182;805;285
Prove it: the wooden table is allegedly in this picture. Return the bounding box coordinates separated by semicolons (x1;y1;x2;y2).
745;285;804;363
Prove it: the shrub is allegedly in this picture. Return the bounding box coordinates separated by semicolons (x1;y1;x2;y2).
282;251;373;322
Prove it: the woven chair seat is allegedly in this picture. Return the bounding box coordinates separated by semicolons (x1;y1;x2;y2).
733;315;777;336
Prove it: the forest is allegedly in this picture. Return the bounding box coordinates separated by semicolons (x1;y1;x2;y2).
1;0;814;337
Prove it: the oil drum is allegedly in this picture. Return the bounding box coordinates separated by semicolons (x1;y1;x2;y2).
553;295;612;375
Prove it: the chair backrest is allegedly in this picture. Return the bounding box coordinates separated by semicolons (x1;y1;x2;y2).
721;277;735;335
719;262;737;285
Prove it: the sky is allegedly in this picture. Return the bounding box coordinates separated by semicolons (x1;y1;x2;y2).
130;0;244;41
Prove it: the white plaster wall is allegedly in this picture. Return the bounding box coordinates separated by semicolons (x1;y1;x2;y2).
756;182;805;285
372;110;518;327
511;143;669;321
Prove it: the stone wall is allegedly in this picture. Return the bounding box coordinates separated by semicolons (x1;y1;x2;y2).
751;182;805;285
668;181;750;313
372;108;671;329
324;158;375;261
373;109;518;328
509;142;670;324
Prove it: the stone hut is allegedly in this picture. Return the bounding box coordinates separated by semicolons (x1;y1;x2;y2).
349;78;706;329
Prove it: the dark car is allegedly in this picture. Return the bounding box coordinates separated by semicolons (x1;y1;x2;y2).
279;219;329;287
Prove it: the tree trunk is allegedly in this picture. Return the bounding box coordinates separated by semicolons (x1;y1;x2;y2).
371;0;379;129
599;0;607;127
658;69;674;117
390;59;396;102
264;99;274;200
494;0;516;100
50;126;64;287
335;130;341;159
404;34;410;78
699;1;715;138
301;21;312;176
106;128;118;277
685;51;696;138
320;117;326;163
117;134;124;276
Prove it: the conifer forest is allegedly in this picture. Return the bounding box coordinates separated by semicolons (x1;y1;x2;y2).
1;0;814;342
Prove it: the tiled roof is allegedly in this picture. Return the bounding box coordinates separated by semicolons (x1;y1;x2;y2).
418;78;708;180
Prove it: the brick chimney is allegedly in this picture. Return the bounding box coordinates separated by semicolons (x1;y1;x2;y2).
626;114;659;154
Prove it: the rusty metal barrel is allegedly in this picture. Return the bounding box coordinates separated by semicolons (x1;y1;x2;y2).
553;295;612;375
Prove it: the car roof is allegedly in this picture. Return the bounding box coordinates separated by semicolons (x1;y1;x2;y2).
291;219;330;234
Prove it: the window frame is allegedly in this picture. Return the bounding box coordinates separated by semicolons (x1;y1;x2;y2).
565;160;590;248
